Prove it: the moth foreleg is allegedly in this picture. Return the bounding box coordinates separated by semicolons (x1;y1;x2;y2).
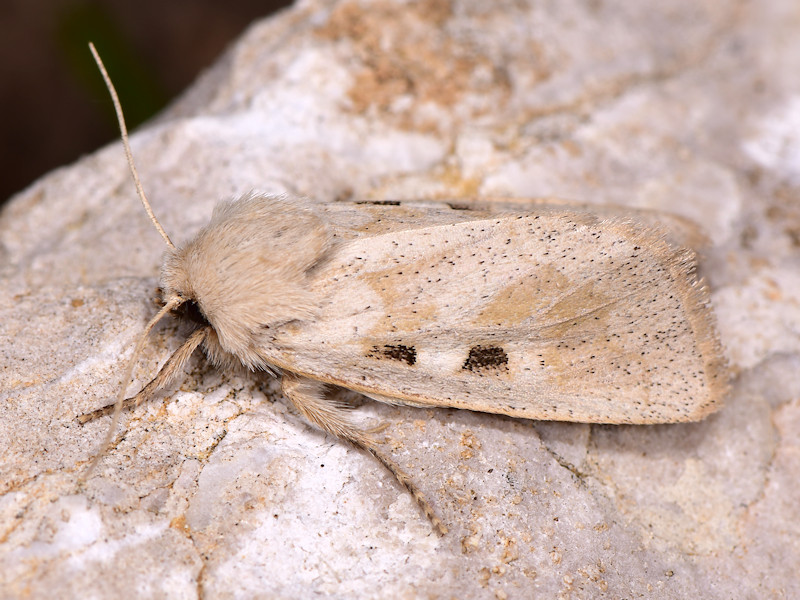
280;372;447;535
78;327;208;424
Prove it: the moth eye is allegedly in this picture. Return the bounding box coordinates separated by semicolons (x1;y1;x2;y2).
174;299;209;326
368;344;417;365
462;345;509;372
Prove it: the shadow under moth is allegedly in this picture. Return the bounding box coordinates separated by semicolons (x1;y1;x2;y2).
80;44;729;535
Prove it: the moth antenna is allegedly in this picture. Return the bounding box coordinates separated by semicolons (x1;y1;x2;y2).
83;296;184;479
88;42;175;250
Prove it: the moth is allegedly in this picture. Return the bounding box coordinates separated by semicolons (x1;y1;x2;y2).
81;44;729;535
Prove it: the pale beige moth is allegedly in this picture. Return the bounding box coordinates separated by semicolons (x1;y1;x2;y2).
81;45;729;535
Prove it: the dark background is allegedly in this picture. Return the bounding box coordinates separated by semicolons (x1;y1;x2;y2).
0;0;293;206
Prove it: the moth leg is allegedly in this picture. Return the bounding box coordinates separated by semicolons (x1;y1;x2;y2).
366;422;391;435
281;372;447;535
77;327;208;424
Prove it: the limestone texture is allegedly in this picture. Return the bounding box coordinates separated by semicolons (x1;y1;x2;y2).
2;1;799;598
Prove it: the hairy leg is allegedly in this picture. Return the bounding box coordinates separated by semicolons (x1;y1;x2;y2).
281;372;447;535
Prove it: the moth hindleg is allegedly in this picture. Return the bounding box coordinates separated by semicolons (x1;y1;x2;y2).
281;372;447;535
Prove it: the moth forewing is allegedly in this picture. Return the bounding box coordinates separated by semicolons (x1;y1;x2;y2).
259;208;727;424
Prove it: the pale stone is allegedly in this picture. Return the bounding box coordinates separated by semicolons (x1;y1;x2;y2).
2;1;800;598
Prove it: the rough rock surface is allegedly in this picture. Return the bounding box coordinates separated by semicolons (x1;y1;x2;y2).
2;1;799;598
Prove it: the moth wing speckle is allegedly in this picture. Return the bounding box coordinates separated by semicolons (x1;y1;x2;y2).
262;208;727;424
315;198;706;250
315;199;497;239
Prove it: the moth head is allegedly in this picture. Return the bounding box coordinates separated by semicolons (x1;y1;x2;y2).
160;193;333;369
86;44;333;480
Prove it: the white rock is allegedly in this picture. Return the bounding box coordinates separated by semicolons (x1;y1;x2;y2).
2;1;799;598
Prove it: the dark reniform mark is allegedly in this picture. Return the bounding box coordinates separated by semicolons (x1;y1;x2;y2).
462;345;509;371
369;344;417;365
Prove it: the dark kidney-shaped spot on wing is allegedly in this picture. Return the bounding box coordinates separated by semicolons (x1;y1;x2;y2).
462;345;508;372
